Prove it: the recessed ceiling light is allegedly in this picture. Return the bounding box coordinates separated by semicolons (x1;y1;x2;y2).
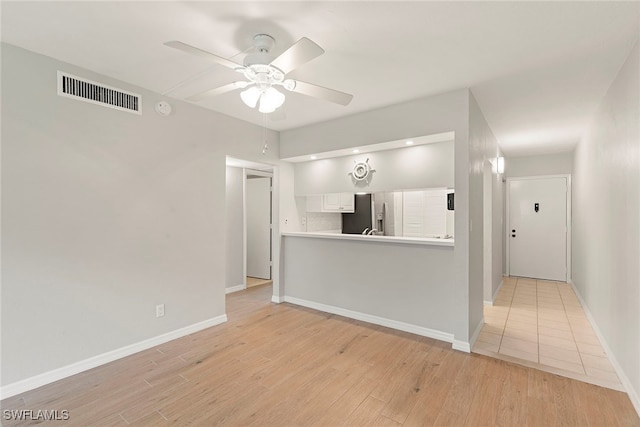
406;140;414;145
310;155;317;160
353;149;360;153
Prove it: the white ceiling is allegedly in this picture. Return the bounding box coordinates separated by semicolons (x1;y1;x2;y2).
2;1;638;157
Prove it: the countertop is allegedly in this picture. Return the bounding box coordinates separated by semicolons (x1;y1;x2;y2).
281;231;454;247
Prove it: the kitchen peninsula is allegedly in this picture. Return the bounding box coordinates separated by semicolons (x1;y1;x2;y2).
279;133;468;350
280;230;459;347
283;231;453;246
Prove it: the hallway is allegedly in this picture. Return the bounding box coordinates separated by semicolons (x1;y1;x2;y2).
473;277;623;391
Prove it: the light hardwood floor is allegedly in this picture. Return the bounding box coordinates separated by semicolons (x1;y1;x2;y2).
246;276;273;288
2;284;638;426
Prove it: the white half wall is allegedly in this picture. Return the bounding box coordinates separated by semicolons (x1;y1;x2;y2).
572;40;640;413
283;236;456;338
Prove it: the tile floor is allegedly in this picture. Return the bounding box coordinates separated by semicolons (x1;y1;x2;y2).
473;276;623;390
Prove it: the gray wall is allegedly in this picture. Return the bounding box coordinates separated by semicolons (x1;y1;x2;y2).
572;41;639;408
293;141;454;195
506;152;573;177
281;88;476;345
1;43;281;386
468;92;503;335
225;166;244;290
283;236;455;334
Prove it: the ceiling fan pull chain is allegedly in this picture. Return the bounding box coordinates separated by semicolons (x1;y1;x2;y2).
261;112;268;155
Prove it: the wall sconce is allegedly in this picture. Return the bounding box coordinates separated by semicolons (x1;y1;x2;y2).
491;156;505;174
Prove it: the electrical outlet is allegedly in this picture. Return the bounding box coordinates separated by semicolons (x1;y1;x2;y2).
156;304;165;318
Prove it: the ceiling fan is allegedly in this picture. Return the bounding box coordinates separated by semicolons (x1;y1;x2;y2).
164;34;353;113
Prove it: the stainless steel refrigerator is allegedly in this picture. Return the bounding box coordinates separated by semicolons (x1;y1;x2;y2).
341;194;373;234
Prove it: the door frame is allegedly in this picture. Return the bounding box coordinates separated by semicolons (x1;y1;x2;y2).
244;169;273;282
505;174;572;282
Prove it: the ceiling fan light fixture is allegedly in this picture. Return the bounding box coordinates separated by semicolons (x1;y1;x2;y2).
282;79;296;91
240;86;261;108
258;87;285;113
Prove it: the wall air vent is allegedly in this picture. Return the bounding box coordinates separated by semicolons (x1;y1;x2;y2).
57;71;142;114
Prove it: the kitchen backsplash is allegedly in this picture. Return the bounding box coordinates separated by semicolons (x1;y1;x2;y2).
306;212;341;232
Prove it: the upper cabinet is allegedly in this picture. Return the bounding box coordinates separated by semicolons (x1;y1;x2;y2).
306;193;355;213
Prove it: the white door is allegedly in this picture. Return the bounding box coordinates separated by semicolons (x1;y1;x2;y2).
246;177;271;279
509;177;567;281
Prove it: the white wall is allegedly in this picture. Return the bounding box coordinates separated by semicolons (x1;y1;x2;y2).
0;43;281;388
293;141;454;195
572;40;639;411
468;92;503;335
506;152;573;177
281;89;475;345
491;168;503;299
225;167;244;290
273;161;303;300
277;162;303;234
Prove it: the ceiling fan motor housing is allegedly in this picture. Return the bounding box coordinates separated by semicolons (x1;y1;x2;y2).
244;34;276;66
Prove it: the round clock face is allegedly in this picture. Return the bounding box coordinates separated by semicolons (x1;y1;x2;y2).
155;101;172;116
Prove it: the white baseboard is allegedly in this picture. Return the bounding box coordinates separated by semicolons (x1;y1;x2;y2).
0;314;227;400
468;316;484;352
484;279;504;306
568;280;640;417
452;340;471;352
283;296;454;345
271;295;284;304
493;279;504;303
225;284;246;294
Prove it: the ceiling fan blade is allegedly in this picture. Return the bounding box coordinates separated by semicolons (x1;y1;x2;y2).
164;41;244;71
269;37;324;74
289;80;353;106
187;81;248;102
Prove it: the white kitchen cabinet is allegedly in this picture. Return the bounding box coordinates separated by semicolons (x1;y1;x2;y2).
306;193;355;213
402;189;448;238
339;193;355;211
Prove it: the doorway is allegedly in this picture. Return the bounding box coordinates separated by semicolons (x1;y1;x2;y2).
225;157;276;297
246;172;272;283
507;175;571;282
